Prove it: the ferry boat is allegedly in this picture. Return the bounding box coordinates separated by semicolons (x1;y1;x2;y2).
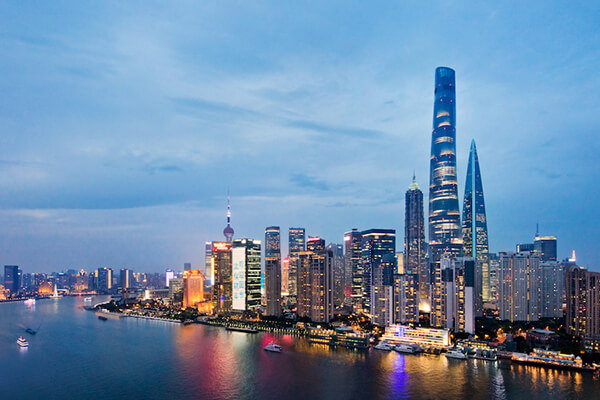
373;341;394;351
394;344;420;354
83;297;93;303
25;328;37;335
226;326;258;333
24;298;36;306
445;349;468;360
17;336;29;347
264;343;282;353
511;348;595;372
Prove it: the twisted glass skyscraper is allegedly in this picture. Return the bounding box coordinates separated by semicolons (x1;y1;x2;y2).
462;139;489;308
429;67;462;326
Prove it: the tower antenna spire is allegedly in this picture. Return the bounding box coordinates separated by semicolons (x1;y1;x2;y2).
223;188;234;242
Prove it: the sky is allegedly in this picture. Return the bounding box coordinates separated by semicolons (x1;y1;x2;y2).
0;1;599;273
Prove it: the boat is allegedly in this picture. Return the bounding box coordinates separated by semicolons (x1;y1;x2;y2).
183;320;194;325
394;344;419;354
17;336;29;347
511;348;596;372
264;343;282;353
98;315;108;321
24;298;36;306
445;349;468;360
374;341;394;351
473;348;497;361
25;328;37;335
226;326;258;333
423;346;442;355
83;297;93;303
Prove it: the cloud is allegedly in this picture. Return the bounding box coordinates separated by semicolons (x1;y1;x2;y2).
285;119;385;139
290;173;330;191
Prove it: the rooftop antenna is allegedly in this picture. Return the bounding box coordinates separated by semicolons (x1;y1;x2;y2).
535;223;539;237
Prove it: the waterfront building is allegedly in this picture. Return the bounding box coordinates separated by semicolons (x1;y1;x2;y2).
344;229;363;308
288;227;306;300
120;269;133;289
74;270;88;292
265;226;281;317
534;235;557;262
3;265;19;295
565;265;600;337
488;253;500;305
405;174;427;302
381;324;451;348
183;270;205;308
232;239;262;312
169;277;184;303
223;196;234;243
327;243;345;308
212;241;232;313
0;284;8;300
97;268;113;292
361;229;396;315
461;140;489;313
394;272;419;325
539;262;564;318
204;242;213;285
443;258;475;333
428;67;463;327
372;254;396;326
296;243;334;323
499;252;540;322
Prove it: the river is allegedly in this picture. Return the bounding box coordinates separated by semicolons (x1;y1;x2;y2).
0;297;597;399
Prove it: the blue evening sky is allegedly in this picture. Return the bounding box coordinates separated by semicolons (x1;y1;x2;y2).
0;1;599;272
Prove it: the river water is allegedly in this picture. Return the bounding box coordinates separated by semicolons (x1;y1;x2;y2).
0;297;597;399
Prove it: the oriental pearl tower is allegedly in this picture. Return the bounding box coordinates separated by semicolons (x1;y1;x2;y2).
223;195;234;242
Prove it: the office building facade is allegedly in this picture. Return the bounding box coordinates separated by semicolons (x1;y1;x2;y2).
231;239;261;312
344;229;363;308
428;67;462;327
405;175;427;302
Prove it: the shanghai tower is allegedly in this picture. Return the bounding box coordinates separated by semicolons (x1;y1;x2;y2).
428;67;462;326
462;139;489;311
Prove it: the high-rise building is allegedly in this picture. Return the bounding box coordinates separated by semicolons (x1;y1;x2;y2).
372;254;396;326
443;258;475;333
265;227;281;258
488;253;500;305
462;139;489;312
307;236;325;252
4;265;19;295
232;239;262;312
428;67;462;327
405;174;427;301
120;269;133;289
223;196;234;243
499;252;540;322
183;270;205;308
165;269;175;287
394;272;419;325
327;243;345;308
288;227;306;299
205;242;213;285
361;229;396;314
516;243;534;253
212;241;232;313
265;227;281;317
281;257;289;297
566;265;600;337
296;246;334;323
344;229;363;308
534;235;557;262
184;263;192;271
97;268;113;292
539;262;564;319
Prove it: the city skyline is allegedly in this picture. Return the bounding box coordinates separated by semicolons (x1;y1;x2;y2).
1;2;599;272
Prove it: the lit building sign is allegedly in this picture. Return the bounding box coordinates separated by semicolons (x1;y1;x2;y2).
213;242;230;252
232;247;246;311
